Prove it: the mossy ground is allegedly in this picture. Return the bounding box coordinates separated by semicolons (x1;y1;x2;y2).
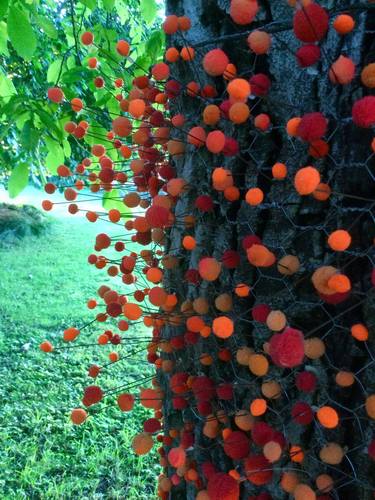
0;213;158;499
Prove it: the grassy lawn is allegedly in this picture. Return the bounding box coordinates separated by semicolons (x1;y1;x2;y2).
0;213;158;499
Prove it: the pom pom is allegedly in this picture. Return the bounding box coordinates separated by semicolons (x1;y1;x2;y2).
244;454;273;485
223;431;250;459
352;96;375;128
297;112;327;142
168;447;186;467
296;45;321;67
291;402;314;425
329;55;355;85
82;385;104;406
48;87;64;103
207;472;239;500
333;14;355;35
361;63;375;88
203;49;229;76
295;371;317;392
222;250;240;268
252;304;271;323
195;195;214;212
247;30;271;54
249;73;271;96
230;0;259;26
294;166;320;195
206;130;226;153
269;327;304;368
293;4;329;42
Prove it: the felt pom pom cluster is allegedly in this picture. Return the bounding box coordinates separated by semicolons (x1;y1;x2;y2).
40;1;375;498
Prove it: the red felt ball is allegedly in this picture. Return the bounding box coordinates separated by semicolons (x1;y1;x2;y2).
296;44;321;67
170;335;185;350
242;234;262;250
48;87;64;103
222;250;240;268
319;290;350;304
195;195;214;212
269;327;305;368
223;137;239;156
203;49;229;76
82;385;104;406
244;454;273;485
224;431;250;459
352;96;375;128
293;4;329;42
184;330;200;345
297;112;327;142
295;371;317;393
216;383;234;400
251;422;275;446
220;100;232;118
251;304;271;323
249;494;272;500
165;80;182;98
168;447;186;468
368;440;375;460
291;402;314;425
181;430;194;449
143;418;161;433
192;376;215;401
185;268;201;284
170;372;189;394
173;397;188;410
145;205;170;228
197;400;212;416
249;73;271;96
202;461;218;480
207;472;239;500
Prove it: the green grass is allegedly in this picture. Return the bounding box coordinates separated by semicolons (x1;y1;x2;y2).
0;215;158;499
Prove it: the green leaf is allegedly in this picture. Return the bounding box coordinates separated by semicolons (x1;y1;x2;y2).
145;29;164;61
115;0;128;23
140;0;157;25
102;189;128;214
8;163;29;198
34;105;64;141
36;14;58;39
47;59;63;83
61;66;91;84
0;21;8;55
0;0;8;20
44;136;64;174
102;0;115;10
133;54;151;76
80;0;96;9
0;71;16;101
21;120;39;151
15;111;30;131
8;6;37;60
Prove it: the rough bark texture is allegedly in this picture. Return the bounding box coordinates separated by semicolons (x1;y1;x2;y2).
159;1;375;498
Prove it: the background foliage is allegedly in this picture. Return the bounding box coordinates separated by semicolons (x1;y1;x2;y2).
0;0;164;197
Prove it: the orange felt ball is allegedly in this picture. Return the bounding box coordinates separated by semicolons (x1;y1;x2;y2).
247;30;271;54
272;162;287;179
227;78;251;100
212;316;234;338
333;14;355;35
245;187;264;206
294;166;320;195
328;229;351;251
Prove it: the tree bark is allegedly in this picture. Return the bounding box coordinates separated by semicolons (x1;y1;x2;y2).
160;1;375;498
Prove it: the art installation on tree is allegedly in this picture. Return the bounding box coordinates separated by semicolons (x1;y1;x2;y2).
39;0;375;498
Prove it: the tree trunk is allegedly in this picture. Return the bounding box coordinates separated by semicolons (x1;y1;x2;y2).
160;1;375;498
